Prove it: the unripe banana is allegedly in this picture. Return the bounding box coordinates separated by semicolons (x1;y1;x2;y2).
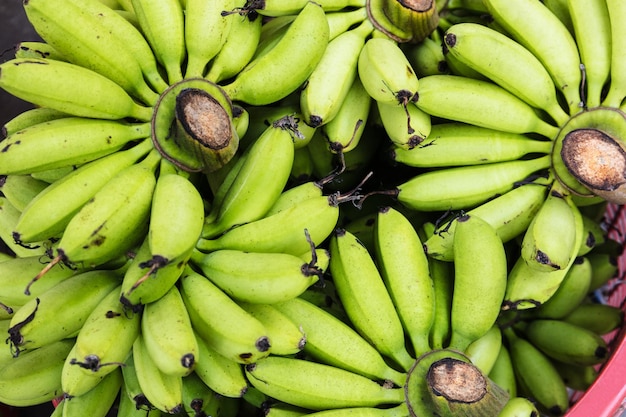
326;7;368;40
482;0;583;114
291;146;315;182
587;251;619;292
220;2;330;105
394;155;551;211
0;197;51;258
443;22;569;125
132;334;184;414
0;175;48;212
428;257;454;350
181;371;222;416
14;138;152;243
131;0;185;83
273;297;406;387
550;359;598;392
562;302;624;336
377;101;432;150
29;165;76;184
300;403;410;417
120;353;158;413
448;213;508;352
118;377;165;417
300;19;374;128
24;0;160;104
141;285;199;377
7;269;120;356
496;396;540;417
13;41;67;62
577;214;607;256
522;319;608;366
465;324;503;375
62;367;122;417
190;248;323;304
245;356;405;410
62;342;111;401
265;180;324;216
0;118;150;176
603;0;626;107
1;107;68;138
488;344;517;398
404;34;448;78
184;0;234;78
329;228;415;371
415;74;560;138
357;37;419;105
374;206;435;356
241;0;365;16
0;338;74;407
0;58;153;121
264;402;310;417
179;266;271;364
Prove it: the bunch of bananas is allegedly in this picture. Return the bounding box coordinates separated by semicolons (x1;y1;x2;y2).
1;0;626;416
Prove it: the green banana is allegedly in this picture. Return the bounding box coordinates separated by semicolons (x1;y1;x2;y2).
13;138;152;243
300;404;410;417
542;0;574;34
273;297;406;387
193;331;249;398
357;36;419;105
141;285;199;377
603;0;626;107
120;353;158;413
131;0;185;83
132;333;184;414
291;146;315;182
62;341;109;398
264;402;310;417
300;18;374;128
443;22;569;125
13;41;67;62
415;74;560;138
465;324;503;375
202;115;296;239
550;359;598;392
183;0;234;78
0;118;150;176
521;319;608;366
326;7;368;41
190;248;323;304
496;396;540;417
448;213;508;352
394;155;551;211
404;34;448;78
376;101;432;150
7;269;120;356
0;197;52;258
220;2;330;105
24;0;160;105
562;302;624;336
1;106;68;138
428;257;454;350
488;344;517;398
242;0;365;16
374;206;435;356
265;180;324;216
237;302;306;356
577;214;607;256
0;320;14;368
0;58;153;121
118;378;166;416
245;356;405;410
0;175;49;213
29;166;76;184
329;228;415;371
0;338;74;407
62;367;122;417
587;251;619;292
482;0;583;114
181;371;222;416
179;266;271;364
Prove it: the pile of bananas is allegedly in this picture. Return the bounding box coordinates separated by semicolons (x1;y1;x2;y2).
0;0;625;416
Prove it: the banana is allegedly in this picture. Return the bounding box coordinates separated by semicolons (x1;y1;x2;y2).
496;396;540;417
181;371;222;416
62;367;122;417
0;197;52;258
0;175;49;212
415;75;560;138
205;5;263;84
587;251;619;292
357;36;419;105
404;34;448;78
31;150;158;283
273;297;406;387
300;18;374;128
428;258;454;350
520;185;579;272
120;352;158;412
24;0;160;105
542;0;574;35
376;100;432;150
236;302;306;356
0;320;14;368
13;138;152;243
373;206;435;357
183;0;234;78
0;338;74;407
525;256;592;319
550;359;598;392
141;285;199;377
13;41;67;61
6;269;120;356
488;344;517;398
132;333;184;414
443;23;570;125
567;0;611;108
220;2;330;105
299;404;410;417
202;115;296;239
69;285;140;379
482;0;583;115
562;302;624;336
145;166;205;277
62;341;110;398
29;166;76;184
321;75;372;153
329;228;415;372
326;7;368;41
179;266;271;364
0;58;153;121
197;193;340;256
240;103;301;150
521;319;608;366
264;402;311;417
0;118;150;176
425;175;550;261
241;0;365;17
244;356;405;410
190;248;323;304
2;107;68;138
577;214;607;256
131;0;185;83
118;377;165;417
394;154;551;211
193;331;249;398
448;213;508;352
503;328;569;416
603;0;626;107
291;146;315;182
